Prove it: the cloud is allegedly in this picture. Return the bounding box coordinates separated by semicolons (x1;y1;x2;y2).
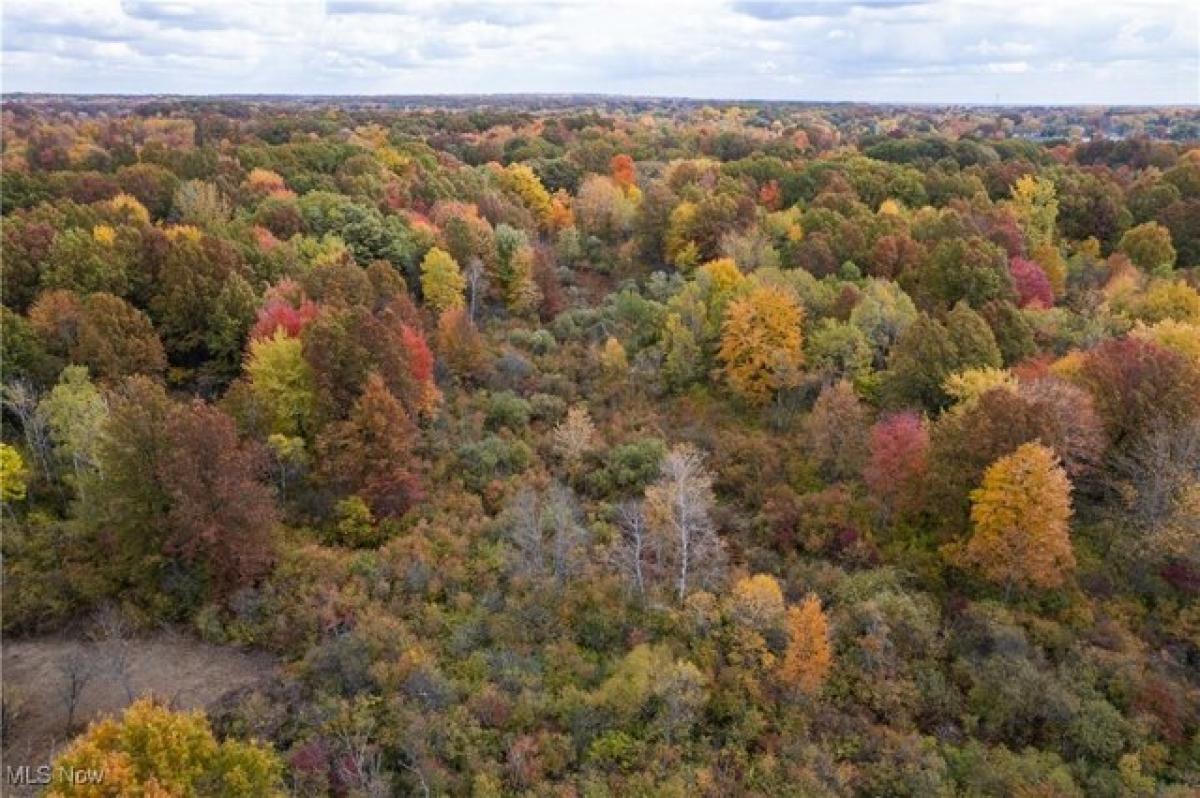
731;0;927;21
1;0;1195;103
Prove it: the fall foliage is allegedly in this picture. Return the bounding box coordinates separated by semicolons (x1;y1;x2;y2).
960;442;1075;592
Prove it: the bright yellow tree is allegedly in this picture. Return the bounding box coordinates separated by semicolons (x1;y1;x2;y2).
718;286;805;405
499;163;554;229
961;441;1075;594
1010;175;1058;252
0;443;29;503
729;573;785;632
420;246;466;312
778;593;832;695
47;698;283;797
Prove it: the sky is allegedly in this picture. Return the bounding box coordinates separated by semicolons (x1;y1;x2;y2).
2;0;1197;104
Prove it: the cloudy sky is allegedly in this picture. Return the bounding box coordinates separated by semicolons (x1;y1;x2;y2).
2;0;1197;104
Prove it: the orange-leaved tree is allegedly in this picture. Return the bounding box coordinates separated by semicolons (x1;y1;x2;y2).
718;285;805;405
777;593;832;695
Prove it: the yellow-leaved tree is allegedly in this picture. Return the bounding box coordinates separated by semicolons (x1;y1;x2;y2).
47;698;283;797
777;593;832;695
420;246;466;313
960;441;1075;595
718;285;805;405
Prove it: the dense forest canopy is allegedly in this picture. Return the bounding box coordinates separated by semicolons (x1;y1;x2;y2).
2;96;1199;796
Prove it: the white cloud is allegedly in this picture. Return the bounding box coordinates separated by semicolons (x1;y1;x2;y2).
1;0;1196;103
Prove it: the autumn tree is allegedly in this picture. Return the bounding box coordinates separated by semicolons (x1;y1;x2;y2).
249;279;318;341
1009;257;1054;309
245;328;317;438
645;444;726;602
1076;336;1200;451
718;285;805;405
959;442;1075;595
498;164;555;230
1118;221;1176;272
0;443;29;503
159;400;277;597
804;380;869;482
863;411;929;519
552;404;597;478
777;593;832;696
435;308;489;382
728;573;786;633
47;699;282;797
1010;174;1058;252
316;372;423;520
419;246;466;313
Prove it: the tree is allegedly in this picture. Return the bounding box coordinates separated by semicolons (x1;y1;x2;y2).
245;329;317;438
728;573;785;633
71;293;167;380
804;380;869;482
610;153;636;192
575;175;634;242
316;373;423;519
1076;336;1200;451
436;308;489;382
718;285;805;405
159;401;277;597
1118;221;1176;272
419;246;466;313
1009;257;1053;309
863;411;929;519
40;227;129;298
607;500;655;601
959;442;1075;594
849;278;918;368
882;313;958;410
917;236;1013;310
0;443;29;503
151;234;246;360
86;376;175;595
47;698;283;797
498;163;555;229
552;404;596;476
1010;174;1058;252
660;311;703;391
644;444;726;602
505;482;588;588
249;279;318;341
778;594;832;696
38;366;107;497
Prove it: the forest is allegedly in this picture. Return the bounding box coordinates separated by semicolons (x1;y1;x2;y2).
1;97;1198;796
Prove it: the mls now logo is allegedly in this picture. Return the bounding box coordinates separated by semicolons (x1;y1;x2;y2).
6;765;105;786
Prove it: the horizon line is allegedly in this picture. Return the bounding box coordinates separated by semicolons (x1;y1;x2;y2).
4;91;1198;110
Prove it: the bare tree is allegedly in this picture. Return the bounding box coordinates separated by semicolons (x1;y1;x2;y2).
2;380;52;479
90;605;136;703
506;486;544;581
645;444;726;602
505;483;588;588
466;256;486;321
608;500;655;601
545;483;588;587
57;647;96;733
1108;419;1200;566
